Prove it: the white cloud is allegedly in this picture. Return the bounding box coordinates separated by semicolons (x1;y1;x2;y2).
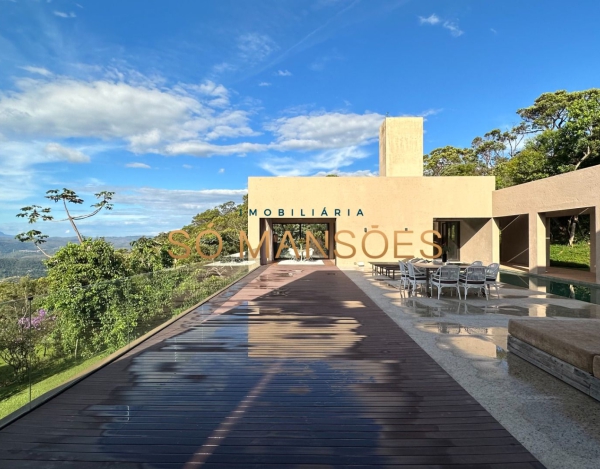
218;168;225;173
182;164;192;169
106;186;248;234
258;82;272;87
276;69;292;77
418;14;463;37
19;66;53;77
238;33;277;64
8;184;249;237
267;111;384;151
0;76;257;154
188;80;230;107
443;21;464;37
126;162;151;169
419;14;440;25
0;141;89;201
44;142;90;163
491;28;497;34
54;11;76;18
259;146;369;176
420;108;443;117
165;141;267;157
313;169;377;177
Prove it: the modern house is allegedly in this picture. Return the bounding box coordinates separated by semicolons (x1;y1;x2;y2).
247;117;600;283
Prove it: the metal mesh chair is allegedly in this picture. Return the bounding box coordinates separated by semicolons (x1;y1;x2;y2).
398;261;410;291
459;266;488;300
407;262;427;296
485;263;500;298
431;266;461;299
470;261;483;266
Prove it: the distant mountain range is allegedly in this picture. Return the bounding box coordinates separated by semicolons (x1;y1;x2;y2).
0;232;11;237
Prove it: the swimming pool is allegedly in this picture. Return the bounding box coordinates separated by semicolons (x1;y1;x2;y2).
500;271;600;305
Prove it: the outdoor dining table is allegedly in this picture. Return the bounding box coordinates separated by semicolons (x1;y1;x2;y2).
412;262;470;298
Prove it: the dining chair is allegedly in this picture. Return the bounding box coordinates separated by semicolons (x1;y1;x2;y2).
431;265;461;299
407;262;427;296
459;266;488;300
485;263;500;298
398;261;410;292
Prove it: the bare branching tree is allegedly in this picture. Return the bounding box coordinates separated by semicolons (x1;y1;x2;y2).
16;189;115;256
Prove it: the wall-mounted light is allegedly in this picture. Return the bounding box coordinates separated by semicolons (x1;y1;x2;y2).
364;227;367;232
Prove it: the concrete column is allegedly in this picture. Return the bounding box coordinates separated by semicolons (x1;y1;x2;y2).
529;212;548;275
592;207;600;282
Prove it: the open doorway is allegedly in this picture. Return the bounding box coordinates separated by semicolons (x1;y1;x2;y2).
273;222;331;260
259;218;336;264
433;221;460;261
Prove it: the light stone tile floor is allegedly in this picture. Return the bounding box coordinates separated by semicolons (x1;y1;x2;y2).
341;267;600;469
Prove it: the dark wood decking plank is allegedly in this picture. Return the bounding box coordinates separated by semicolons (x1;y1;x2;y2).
0;265;545;468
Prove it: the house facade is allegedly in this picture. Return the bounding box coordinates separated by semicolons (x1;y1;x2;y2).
247;117;600;282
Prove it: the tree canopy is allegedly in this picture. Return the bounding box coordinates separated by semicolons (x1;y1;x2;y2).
423;89;600;188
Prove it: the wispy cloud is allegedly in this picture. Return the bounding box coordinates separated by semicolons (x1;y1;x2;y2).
313;169;377;177
126;162;151;169
443;21;464;37
418;13;463;37
419;14;440;25
276;69;292;77
19;66;53;77
53;11;76;18
309;50;343;71
491;28;497;34
420;108;443;118
258;82;271;87
259;146;369;176
238;33;277;64
44;142;90;163
218;168;225;173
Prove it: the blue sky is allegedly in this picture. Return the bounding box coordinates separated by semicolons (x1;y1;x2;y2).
1;0;599;237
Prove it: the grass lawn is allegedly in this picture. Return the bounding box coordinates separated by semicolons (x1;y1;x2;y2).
0;351;110;420
549;241;590;270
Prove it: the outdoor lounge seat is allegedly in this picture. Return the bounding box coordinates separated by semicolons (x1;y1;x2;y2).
470;261;483;266
430;265;461;299
228;251;246;262
459;266;488;300
508;318;600;401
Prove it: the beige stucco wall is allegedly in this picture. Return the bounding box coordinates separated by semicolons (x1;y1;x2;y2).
459;218;498;266
498;215;529;265
493;165;600;217
494;165;600;279
248;176;495;266
379;117;423;177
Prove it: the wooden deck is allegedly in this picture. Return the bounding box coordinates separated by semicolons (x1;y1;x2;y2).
0;265;545;468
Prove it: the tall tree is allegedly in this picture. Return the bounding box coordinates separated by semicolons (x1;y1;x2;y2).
16;189;114;256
